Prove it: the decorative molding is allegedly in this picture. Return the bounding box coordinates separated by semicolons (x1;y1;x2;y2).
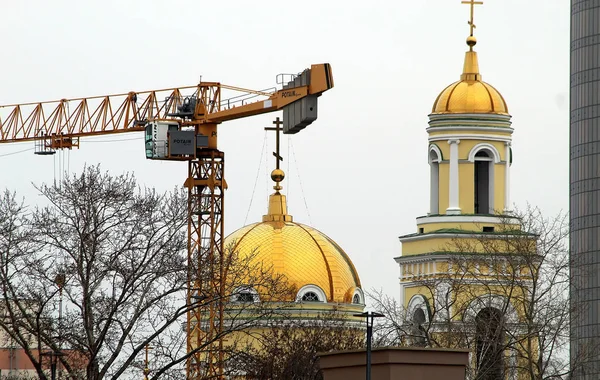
427;112;512;124
427;126;514;134
428;144;443;163
352;288;365;305
429;133;512;143
467;143;502;163
230;286;260;303
296;284;327;303
407;294;431;323
395;254;451;264
416;215;520;225
463;294;519;324
429;145;441;215
399;231;521;243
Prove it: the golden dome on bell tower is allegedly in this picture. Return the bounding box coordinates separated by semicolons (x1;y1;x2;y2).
431;34;509;115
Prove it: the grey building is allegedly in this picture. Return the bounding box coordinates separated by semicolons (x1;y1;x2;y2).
571;2;600;378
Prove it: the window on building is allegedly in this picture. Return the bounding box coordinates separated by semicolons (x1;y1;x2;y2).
474;150;493;214
301;291;320;302
236;292;255;303
475;307;505;380
411;308;428;347
233;286;258;303
429;149;441;214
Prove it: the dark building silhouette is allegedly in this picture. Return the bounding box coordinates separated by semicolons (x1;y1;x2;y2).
570;1;600;378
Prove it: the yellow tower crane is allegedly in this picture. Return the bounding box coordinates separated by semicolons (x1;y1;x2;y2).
0;63;334;379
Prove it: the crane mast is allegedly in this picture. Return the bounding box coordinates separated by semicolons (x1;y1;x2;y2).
0;64;334;379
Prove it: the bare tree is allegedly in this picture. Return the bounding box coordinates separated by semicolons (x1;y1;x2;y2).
370;207;582;380
229;312;365;380
0;166;293;380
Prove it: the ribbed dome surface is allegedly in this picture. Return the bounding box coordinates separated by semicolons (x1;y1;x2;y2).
431;50;509;115
225;208;361;304
432;80;508;114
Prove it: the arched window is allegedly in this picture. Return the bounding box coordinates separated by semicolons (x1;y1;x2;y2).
232;286;259;303
296;285;327;303
475;307;505;380
429;146;442;215
352;288;364;305
411;308;427;347
301;292;320;302
407;294;431;347
236;292;255;303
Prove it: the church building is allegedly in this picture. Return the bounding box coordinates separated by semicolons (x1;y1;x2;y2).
394;3;537;379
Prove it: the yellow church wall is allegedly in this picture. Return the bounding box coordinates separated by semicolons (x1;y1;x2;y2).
403;285;434;309
433;141;451;161
401;232;534;257
458;163;475;214
493;163;506;212
402;237;458;256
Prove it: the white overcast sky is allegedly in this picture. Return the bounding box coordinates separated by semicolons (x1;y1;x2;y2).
0;0;568;301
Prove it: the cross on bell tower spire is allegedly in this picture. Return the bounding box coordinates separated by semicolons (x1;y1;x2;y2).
461;0;483;50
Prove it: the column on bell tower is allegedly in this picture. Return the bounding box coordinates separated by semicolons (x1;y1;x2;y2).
447;139;461;215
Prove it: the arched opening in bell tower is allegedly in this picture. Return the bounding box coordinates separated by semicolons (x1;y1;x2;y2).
429;147;441;215
473;150;494;214
475;307;505;380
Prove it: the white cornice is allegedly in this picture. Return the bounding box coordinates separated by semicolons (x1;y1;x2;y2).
394;254;450;264
416;215;520;225
428;133;512;143
399;232;515;243
427;113;512;122
427;126;514;134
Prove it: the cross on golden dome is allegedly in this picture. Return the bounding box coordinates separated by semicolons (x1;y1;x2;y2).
461;0;483;50
265;117;285;192
462;0;483;36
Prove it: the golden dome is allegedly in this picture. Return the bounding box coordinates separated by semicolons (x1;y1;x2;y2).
225;191;361;304
431;50;508;115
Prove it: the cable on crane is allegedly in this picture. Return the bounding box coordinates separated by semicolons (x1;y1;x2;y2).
265;133;269;205
244;131;268;225
0;147;34;157
287;137;291;201
53;152;57;188
86;136;143;143
289;139;312;226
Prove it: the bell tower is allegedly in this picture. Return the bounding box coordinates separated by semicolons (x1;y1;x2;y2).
394;2;533;378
